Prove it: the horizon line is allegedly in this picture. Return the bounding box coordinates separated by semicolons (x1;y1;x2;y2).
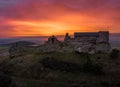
0;33;119;39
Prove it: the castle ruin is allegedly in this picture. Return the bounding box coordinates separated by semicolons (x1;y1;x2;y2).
44;31;111;54
46;35;60;44
64;31;111;53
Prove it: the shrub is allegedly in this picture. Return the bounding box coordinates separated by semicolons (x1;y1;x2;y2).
40;56;104;75
0;75;12;87
117;83;120;87
110;49;119;59
40;57;82;73
100;81;110;87
82;57;104;75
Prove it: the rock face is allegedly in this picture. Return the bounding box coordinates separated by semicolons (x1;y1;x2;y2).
95;43;111;53
76;44;95;54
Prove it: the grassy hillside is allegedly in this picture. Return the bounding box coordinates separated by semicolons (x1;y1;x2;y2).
0;48;120;87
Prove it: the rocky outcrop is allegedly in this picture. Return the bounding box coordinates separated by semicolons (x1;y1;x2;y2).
75;44;95;54
37;43;74;53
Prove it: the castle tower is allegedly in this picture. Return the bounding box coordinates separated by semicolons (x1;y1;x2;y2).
95;31;111;53
64;33;70;42
97;31;109;44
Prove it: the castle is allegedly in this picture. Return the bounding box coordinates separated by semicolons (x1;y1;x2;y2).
44;31;111;54
64;31;109;44
64;31;111;53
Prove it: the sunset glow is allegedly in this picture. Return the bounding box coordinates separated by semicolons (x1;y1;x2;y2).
0;0;120;37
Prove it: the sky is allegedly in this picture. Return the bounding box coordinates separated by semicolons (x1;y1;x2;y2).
0;0;120;37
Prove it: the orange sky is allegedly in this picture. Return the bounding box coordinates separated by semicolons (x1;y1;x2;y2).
0;0;120;37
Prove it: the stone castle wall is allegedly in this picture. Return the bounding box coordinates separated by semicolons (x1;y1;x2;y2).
64;31;109;44
64;31;111;53
43;31;111;54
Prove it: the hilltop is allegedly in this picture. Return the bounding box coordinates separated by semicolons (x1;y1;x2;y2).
0;32;119;87
0;41;120;87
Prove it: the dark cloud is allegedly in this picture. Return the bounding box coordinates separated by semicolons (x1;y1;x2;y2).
1;0;120;19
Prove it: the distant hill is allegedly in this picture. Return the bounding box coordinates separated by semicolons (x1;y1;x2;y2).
0;41;36;47
0;38;43;45
10;41;35;46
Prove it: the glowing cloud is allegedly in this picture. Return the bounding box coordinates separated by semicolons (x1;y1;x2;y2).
0;0;120;37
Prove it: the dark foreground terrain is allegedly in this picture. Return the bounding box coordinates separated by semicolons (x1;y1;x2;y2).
0;45;120;87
